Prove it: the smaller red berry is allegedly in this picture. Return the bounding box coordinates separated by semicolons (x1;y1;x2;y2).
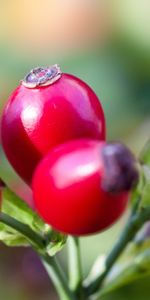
32;139;138;236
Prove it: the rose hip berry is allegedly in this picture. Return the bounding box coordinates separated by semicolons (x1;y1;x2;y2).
1;65;105;185
32;139;138;236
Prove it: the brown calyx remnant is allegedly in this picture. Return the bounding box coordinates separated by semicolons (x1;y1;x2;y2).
102;142;139;193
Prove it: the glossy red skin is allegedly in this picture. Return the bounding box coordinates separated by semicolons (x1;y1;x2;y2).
32;139;129;236
1;74;105;185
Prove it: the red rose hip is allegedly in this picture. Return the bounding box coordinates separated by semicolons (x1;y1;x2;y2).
32;139;138;236
1;65;105;184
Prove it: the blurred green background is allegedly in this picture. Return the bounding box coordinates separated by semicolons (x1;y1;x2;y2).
0;0;150;299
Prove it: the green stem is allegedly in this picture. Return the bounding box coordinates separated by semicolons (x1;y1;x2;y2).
85;206;150;296
42;254;76;300
0;212;76;300
0;212;45;249
68;237;83;298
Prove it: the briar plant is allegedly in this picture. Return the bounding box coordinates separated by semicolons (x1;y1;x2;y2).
0;65;150;300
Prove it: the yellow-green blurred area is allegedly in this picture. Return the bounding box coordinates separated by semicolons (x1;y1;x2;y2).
0;0;150;299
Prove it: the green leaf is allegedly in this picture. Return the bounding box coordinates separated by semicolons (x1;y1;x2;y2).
130;170;144;207
0;222;28;246
46;230;67;256
98;249;150;298
130;139;150;209
0;187;68;254
0;188;45;247
129;238;150;257
139;139;150;166
123;224;150;260
2;188;45;232
139;165;150;209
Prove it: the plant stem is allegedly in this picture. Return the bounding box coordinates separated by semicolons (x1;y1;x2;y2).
85;206;150;296
0;212;76;300
42;254;76;300
68;237;83;298
0;212;45;249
